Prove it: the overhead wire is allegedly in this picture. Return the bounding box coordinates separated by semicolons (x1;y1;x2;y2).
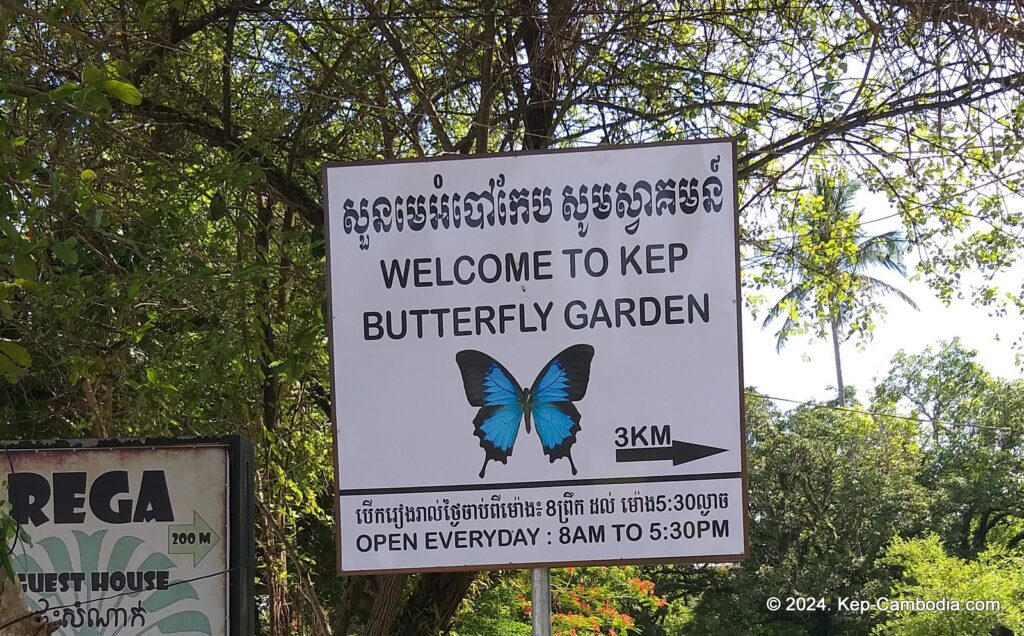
746;390;1022;433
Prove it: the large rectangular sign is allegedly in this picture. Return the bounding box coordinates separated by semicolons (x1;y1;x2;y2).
1;437;254;635
324;140;746;573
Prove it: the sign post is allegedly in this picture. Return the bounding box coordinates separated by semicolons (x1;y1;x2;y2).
531;568;551;636
324;140;747;574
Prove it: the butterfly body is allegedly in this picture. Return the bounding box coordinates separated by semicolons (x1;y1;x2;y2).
456;345;595;478
521;389;533;434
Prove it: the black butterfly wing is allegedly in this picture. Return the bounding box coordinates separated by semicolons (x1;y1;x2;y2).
528;344;595;474
455;350;526;477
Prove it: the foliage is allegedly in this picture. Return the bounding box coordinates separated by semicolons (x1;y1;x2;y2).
758;173;916;348
3;0;1024;632
873;340;1024;558
452;566;666;636
549;567;666;635
757;172;917;401
667;398;929;635
651;345;1023;636
875;535;1024;636
451;572;533;636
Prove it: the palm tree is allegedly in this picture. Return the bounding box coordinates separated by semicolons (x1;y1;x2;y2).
762;173;918;404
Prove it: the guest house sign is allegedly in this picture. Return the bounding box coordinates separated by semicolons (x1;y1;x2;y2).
1;437;253;635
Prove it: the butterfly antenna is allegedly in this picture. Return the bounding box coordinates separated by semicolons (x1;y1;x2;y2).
479;458;489;479
568;454;578;476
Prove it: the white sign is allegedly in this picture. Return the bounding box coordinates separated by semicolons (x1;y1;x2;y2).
325;140;747;573
2;443;230;635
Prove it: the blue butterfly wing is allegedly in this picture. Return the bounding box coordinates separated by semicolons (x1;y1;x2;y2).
531;401;582;455
528;344;595;475
456;350;525;478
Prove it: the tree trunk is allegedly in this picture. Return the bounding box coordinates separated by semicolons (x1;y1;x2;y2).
363;574;407;636
830;316;845;405
255;195;291;636
393;571;476;635
256;195;280;435
970;508;991;557
519;0;575;150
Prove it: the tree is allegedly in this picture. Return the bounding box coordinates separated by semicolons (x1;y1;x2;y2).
649;394;930;635
876;535;1024;636
874;340;1024;558
759;173;917;404
653;349;1024;635
3;0;1024;632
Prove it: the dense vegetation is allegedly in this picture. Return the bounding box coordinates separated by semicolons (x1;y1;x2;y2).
447;340;1024;635
2;0;1023;633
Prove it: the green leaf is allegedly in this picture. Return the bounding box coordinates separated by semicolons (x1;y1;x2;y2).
208;192;227;221
0;341;30;367
0;547;14;582
53;237;78;265
105;59;130;79
0;357;20;382
0;215;18;241
78;85;113;111
310;227;325;259
82;66;105;83
0;187;12;215
139;0;159;27
80;168;97;182
48;82;80;100
12;251;36;280
101;79;143;105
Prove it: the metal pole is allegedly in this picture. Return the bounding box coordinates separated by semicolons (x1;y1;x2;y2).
531;568;552;636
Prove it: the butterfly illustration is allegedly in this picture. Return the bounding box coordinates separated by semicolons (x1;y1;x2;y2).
455;344;595;478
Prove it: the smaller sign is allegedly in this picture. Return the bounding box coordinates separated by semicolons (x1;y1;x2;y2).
0;436;254;636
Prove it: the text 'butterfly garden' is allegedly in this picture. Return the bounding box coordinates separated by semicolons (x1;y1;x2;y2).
456;344;595;478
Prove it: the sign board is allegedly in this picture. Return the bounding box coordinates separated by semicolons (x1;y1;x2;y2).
324;140;747;574
1;437;254;635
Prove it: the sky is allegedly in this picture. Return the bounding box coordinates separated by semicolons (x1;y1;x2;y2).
742;274;1024;406
741;193;1024;407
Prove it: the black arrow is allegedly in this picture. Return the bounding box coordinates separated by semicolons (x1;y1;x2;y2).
615;440;728;466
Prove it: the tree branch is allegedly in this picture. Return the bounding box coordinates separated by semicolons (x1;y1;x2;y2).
360;0;455;152
740;71;1024;178
882;0;1024;45
132;99;323;228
